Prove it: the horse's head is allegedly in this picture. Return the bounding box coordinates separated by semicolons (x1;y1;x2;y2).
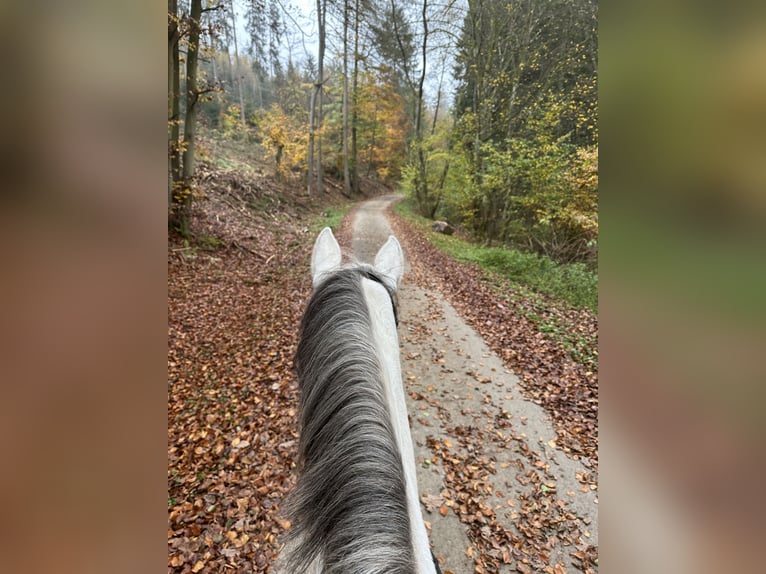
311;226;404;292
284;227;437;574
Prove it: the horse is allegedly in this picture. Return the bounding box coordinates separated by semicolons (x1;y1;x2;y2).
276;227;439;574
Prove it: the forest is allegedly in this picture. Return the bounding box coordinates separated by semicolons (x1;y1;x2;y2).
168;0;598;265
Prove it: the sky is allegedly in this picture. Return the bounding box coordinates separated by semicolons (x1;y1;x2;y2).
228;0;456;105
230;0;319;64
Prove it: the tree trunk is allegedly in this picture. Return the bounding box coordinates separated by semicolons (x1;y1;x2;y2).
414;0;429;215
350;0;360;193
229;0;246;126
179;0;203;235
415;0;428;139
341;0;351;194
367;111;377;177
224;24;234;89
168;0;181;211
316;0;326;195
168;33;173;208
505;81;518;140
307;84;317;196
275;145;284;179
431;63;446;135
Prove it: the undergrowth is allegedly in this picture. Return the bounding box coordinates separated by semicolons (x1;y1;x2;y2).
395;199;597;312
313;205;352;233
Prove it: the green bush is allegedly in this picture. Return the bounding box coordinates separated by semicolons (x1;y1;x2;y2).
474;247;597;310
396;200;597;310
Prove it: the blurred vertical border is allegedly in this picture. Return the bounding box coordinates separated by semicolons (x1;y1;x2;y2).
600;1;766;572
0;1;166;574
0;0;764;573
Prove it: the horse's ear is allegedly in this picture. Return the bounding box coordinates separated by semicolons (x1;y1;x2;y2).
374;236;404;290
311;227;342;288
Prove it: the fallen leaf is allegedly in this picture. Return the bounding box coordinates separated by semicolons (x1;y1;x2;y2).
421;493;443;512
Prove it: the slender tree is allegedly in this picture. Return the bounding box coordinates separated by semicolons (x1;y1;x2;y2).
411;0;430;214
182;0;203;188
245;0;267;107
168;0;181;209
341;0;351;193
175;0;225;233
350;0;361;193
307;81;317;195
315;0;326;194
228;0;246;125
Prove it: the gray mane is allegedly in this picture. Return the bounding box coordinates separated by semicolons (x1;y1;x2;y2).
285;266;413;574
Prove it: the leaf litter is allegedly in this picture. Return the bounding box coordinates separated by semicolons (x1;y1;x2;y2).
389;207;598;573
168;184;597;573
168;166;351;573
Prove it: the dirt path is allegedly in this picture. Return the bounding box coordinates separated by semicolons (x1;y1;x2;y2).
351;196;598;574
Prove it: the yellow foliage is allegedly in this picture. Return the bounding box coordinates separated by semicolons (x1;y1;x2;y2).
221;105;244;138
565;146;598;220
355;70;409;181
556;145;599;241
260;104;308;176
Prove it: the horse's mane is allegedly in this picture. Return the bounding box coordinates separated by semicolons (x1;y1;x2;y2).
285;266;414;574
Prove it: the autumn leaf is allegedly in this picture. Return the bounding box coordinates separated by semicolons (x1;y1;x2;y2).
168;156;598;574
274;517;291;530
420;493;443;513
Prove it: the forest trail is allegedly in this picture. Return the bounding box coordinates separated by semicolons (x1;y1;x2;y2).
351;196;598;574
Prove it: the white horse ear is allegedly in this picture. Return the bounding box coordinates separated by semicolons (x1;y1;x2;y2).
374;236;404;290
311;227;342;288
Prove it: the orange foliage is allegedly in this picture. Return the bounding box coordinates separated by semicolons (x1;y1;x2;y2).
356;70;410;181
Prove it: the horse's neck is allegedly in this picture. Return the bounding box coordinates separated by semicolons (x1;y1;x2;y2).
361;278;436;574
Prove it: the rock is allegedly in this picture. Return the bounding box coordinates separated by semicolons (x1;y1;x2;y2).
431;220;455;235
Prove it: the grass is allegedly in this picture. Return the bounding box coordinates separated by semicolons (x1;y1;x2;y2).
312;205;353;234
195;234;225;252
395;199;597;311
198;127;267;175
